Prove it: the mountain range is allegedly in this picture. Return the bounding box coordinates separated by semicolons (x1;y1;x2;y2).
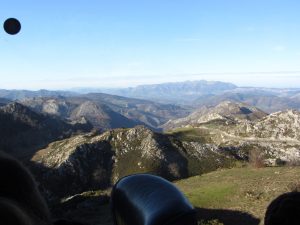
2;80;300;113
1;81;300;223
93;80;237;104
19;93;189;130
1;80;300;165
72;81;300;113
28;100;300;201
0;89;77;100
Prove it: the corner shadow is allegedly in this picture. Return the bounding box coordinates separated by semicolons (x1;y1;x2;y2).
51;195;112;225
195;207;260;225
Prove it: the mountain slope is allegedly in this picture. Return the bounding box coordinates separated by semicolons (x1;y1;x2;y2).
70;100;140;130
31;126;236;199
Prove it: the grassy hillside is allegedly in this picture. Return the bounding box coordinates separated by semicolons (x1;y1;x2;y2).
53;166;300;225
166;127;215;143
175;166;300;225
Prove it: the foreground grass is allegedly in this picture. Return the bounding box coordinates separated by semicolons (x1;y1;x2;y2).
175;166;300;225
55;166;300;225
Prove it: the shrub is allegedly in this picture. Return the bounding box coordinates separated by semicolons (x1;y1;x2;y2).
275;158;286;166
249;148;265;168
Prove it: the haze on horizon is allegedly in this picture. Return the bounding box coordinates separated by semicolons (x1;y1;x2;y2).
1;0;300;90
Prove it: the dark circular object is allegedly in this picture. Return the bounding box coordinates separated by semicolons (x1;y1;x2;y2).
111;174;197;225
265;192;300;225
3;18;21;35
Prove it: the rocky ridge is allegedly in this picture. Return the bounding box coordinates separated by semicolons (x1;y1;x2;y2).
166;107;300;165
162;101;267;130
31;126;235;200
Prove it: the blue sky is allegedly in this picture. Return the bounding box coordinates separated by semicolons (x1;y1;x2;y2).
1;0;300;89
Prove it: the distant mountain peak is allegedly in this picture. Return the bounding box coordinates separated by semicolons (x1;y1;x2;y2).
95;80;237;104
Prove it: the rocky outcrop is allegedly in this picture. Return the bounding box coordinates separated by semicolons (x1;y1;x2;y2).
233;110;300;140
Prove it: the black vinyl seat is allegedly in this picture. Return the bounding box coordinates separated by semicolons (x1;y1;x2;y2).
110;174;197;225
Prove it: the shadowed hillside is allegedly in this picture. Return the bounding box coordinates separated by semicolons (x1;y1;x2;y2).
0;102;92;160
